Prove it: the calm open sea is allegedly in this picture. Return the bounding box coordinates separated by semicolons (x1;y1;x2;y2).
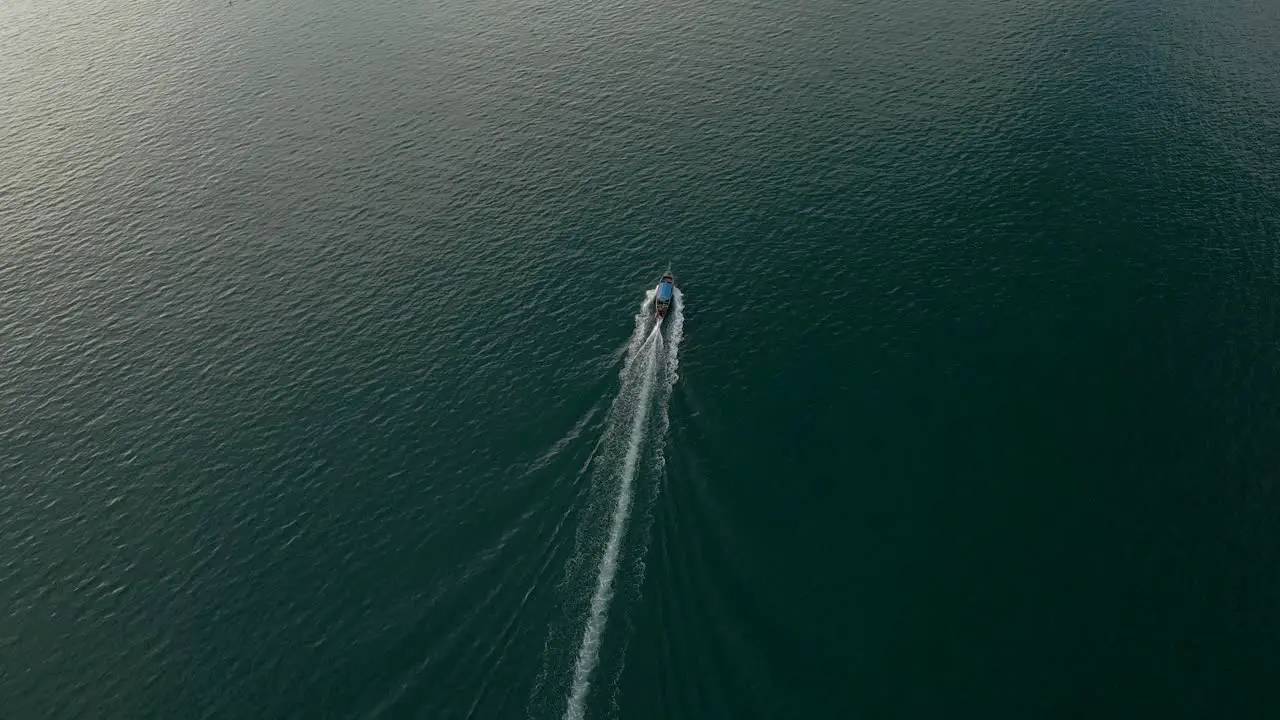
3;0;1279;717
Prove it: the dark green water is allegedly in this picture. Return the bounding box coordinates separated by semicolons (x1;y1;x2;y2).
4;0;1280;717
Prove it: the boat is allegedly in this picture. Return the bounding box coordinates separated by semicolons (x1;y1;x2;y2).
655;271;674;319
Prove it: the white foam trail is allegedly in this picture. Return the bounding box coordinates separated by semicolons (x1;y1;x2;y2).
623;290;656;364
563;327;661;720
664;289;684;381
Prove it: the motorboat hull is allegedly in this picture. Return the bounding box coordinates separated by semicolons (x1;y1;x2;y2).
655;271;674;319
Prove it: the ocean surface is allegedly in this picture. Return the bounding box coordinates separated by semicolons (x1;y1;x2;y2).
3;0;1280;717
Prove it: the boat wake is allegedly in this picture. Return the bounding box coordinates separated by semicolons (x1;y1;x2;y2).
533;285;684;720
564;325;660;720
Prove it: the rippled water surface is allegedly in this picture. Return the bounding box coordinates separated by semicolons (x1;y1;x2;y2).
3;0;1280;717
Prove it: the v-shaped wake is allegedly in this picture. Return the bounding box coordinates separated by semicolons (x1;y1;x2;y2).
561;287;683;720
